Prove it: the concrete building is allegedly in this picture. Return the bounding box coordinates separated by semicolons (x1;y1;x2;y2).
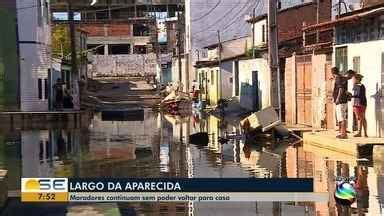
298;2;384;137
281;0;334;127
331;4;384;137
194;37;250;106
51;0;183;78
0;0;51;111
237;58;270;111
184;0;265;94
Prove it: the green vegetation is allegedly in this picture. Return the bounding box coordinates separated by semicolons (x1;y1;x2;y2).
245;47;263;58
0;8;19;110
51;24;71;58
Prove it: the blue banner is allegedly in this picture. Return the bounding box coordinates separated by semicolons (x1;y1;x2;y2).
68;178;313;193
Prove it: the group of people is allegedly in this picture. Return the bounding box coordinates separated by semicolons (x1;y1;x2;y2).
53;76;87;110
332;67;367;139
53;78;74;110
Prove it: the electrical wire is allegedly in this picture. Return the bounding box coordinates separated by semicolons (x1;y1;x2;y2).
195;0;263;44
191;0;222;22
192;0;251;35
221;0;262;33
191;0;256;45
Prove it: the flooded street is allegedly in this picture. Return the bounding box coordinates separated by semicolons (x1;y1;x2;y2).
0;109;383;215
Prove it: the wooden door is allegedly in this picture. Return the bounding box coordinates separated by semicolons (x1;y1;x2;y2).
325;63;335;129
296;62;312;126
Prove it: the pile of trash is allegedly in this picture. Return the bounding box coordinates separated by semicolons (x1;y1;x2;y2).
160;90;192;116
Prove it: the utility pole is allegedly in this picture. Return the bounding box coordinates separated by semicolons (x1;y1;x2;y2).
252;7;256;59
176;10;183;90
316;0;320;43
68;0;78;81
268;0;281;119
217;30;222;100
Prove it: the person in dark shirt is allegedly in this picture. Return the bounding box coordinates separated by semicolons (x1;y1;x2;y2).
53;78;64;110
352;74;368;137
332;68;355;139
63;89;74;109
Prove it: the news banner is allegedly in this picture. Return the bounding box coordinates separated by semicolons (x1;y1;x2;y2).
21;178;328;202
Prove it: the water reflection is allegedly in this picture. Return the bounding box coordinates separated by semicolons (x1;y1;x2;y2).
0;109;383;215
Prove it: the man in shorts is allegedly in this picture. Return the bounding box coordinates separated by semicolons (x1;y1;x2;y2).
332;67;355;139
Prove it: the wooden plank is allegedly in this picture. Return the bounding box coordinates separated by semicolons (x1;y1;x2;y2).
325;63;335;129
284;56;294;124
297;63;306;125
304;63;312;125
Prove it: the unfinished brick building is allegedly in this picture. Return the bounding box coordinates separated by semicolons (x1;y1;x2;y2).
51;0;183;77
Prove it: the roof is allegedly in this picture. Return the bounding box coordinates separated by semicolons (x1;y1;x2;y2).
194;60;219;68
245;2;316;24
246;14;267;24
194;53;254;68
203;36;249;49
303;4;384;32
339;2;384;17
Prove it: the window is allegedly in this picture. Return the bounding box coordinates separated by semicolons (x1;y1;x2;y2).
87;44;104;55
44;78;48;100
38;78;43;100
210;70;214;85
353;56;360;74
335;47;348;74
37;0;42;26
96;11;108;20
44;0;49;24
234;61;239;96
109;44;131;55
262;24;266;43
133;24;149;36
133;45;147;54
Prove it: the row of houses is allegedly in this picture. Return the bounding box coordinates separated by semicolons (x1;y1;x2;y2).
178;0;384;138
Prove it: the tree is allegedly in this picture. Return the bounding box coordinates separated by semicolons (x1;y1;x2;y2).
51;24;71;59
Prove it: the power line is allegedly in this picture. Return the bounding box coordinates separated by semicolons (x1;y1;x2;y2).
191;0;256;43
221;0;262;33
191;0;222;22
192;0;250;35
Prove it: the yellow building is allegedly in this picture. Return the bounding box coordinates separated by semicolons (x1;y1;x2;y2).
196;65;220;106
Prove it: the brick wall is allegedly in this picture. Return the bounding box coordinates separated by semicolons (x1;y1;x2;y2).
90;53;157;77
362;0;383;7
278;1;332;42
82;23;133;37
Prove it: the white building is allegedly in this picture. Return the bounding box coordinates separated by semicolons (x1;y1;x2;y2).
184;0;266;93
333;4;384;137
195;37;250;106
17;0;51;111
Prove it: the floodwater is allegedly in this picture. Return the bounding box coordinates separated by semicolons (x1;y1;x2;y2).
0;109;383;216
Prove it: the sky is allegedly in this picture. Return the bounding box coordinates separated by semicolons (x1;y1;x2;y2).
188;0;315;59
188;0;363;58
189;0;265;50
52;12;82;21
